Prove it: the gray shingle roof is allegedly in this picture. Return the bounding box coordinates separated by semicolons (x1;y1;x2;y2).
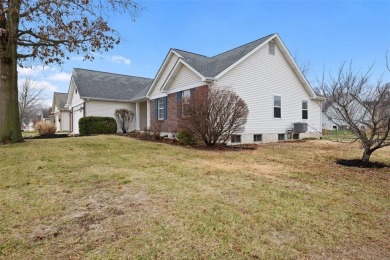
72;68;153;101
54;92;68;110
172;34;275;77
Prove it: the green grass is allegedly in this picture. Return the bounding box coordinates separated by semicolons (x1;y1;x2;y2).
0;136;389;259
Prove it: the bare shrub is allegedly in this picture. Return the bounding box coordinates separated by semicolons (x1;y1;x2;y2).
114;109;134;134
151;121;163;140
35;121;57;135
180;86;249;146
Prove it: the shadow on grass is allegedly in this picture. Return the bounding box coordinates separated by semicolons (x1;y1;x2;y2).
336;159;389;169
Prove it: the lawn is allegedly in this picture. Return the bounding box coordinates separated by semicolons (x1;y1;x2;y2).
0;136;389;259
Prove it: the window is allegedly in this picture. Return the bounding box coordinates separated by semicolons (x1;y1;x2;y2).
268;42;275;55
75;88;78;94
302;100;308;119
231;135;241;143
158;98;165;120
293;133;299;140
278;134;285;141
182;89;191;117
274;95;281;118
254;134;262;142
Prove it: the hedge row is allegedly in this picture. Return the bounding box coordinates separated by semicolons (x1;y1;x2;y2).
79;116;117;135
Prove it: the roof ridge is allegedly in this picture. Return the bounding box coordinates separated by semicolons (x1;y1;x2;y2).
73;68;153;80
211;33;275;58
173;34;275;59
172;48;210;58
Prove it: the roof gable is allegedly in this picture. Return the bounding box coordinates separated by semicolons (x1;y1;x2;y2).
52;92;68;112
172;34;274;78
72;68;153;101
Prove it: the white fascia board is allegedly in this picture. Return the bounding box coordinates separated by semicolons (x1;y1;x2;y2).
214;34;277;79
66;76;77;106
146;50;181;97
70;101;84;108
179;59;205;79
166;81;208;94
273;34;319;99
161;59;205;92
81;97;131;102
130;97;148;102
147;93;168;99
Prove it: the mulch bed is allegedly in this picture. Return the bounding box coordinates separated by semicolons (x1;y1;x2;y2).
119;133;258;151
336;159;389;169
24;134;69;140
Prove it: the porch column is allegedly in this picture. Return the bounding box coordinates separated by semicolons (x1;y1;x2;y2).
146;100;151;129
135;102;141;131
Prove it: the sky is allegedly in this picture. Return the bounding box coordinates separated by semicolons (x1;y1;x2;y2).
19;0;390;106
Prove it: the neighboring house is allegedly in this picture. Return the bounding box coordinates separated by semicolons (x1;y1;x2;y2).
61;33;324;143
147;33;324;143
65;69;153;134
51;92;70;132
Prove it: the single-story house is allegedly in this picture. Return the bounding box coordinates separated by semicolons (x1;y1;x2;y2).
62;33;324;143
66;69;153;134
51;92;70;132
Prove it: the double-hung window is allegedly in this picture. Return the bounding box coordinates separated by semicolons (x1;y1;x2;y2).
302;100;308;119
158;98;165;120
182;90;191;117
274;95;281;118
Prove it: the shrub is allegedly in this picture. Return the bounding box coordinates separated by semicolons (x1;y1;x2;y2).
79;116;117;135
114;108;134;134
177;130;198;146
179;86;249;146
35;121;57;135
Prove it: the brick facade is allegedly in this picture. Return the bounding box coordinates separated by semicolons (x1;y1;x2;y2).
150;85;208;134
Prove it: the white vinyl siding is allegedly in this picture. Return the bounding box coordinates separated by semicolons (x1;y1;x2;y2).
169;64;202;91
216;41;322;135
150;53;179;97
86;101;136;133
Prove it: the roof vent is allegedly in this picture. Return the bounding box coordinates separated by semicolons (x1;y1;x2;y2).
293;122;307;133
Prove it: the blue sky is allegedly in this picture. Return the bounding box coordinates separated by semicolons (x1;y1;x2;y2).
20;0;390;105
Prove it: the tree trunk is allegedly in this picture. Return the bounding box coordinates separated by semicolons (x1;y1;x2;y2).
0;0;23;144
361;149;372;162
0;49;22;144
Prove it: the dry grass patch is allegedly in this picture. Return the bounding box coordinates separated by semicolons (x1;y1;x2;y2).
0;136;389;259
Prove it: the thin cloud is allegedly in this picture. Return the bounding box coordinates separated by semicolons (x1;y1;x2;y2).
48;72;72;82
111;55;131;65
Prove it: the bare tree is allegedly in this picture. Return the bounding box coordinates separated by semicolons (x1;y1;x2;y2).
179;86;249;146
18;78;45;124
320;62;390;162
0;1;142;144
115;109;134;134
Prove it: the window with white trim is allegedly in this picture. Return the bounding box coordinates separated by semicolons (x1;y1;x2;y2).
274;95;281;118
182;89;191;117
231;135;241;143
254;134;262;142
302;100;308;119
158;98;165;120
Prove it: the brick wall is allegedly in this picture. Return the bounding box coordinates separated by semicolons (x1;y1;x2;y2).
150;85;208;134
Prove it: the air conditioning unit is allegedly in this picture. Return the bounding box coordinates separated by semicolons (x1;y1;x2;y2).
293;122;308;133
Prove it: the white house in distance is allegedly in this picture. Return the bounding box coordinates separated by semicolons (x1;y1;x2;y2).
62;33;324;143
51;92;70;132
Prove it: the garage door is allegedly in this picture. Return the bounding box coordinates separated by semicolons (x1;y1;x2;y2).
72;107;83;134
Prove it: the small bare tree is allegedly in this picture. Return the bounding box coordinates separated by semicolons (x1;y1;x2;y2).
18;78;45;124
180;86;249;146
114;109;134;134
320;62;390;162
